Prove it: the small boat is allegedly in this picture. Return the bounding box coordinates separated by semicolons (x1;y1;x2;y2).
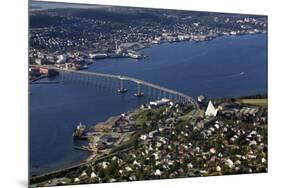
73;122;86;139
83;64;88;69
240;72;245;75
134;92;144;97
117;88;128;93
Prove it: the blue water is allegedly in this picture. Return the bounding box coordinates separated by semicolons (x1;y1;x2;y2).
30;34;267;175
88;34;267;98
30;1;106;10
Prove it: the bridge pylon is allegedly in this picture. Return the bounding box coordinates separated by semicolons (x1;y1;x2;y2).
117;76;128;93
53;67;198;109
134;82;144;97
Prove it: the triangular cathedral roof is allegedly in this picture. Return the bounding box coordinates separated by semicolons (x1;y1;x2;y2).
205;100;218;117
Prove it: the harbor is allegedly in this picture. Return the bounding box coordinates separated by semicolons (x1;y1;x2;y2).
30;109;142;185
72;109;139;154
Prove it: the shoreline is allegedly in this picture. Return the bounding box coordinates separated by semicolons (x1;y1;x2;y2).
30;32;267;67
30;110;139;178
30;92;267;184
86;32;267;63
30;91;267;183
29;33;267;183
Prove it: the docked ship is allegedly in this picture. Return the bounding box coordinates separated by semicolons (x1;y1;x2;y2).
73;122;86;139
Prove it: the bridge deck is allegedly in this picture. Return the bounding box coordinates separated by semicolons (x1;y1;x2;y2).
30;65;199;108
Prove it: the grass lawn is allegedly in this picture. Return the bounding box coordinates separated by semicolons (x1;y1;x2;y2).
135;107;165;125
179;109;205;121
237;98;267;106
109;132;139;154
135;112;148;125
179;110;195;121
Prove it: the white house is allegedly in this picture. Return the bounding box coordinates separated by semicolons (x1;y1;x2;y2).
149;98;170;107
56;54;66;64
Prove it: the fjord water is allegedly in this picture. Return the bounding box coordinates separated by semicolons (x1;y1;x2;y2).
30;34;267;175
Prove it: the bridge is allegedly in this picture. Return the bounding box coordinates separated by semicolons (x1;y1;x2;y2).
31;65;199;109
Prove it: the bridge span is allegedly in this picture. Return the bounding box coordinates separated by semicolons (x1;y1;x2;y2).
31;65;198;109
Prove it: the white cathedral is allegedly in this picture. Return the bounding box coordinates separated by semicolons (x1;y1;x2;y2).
205;100;218;117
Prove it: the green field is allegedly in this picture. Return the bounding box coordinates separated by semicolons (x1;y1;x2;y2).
135;107;165;125
237;98;267;106
179;109;204;121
